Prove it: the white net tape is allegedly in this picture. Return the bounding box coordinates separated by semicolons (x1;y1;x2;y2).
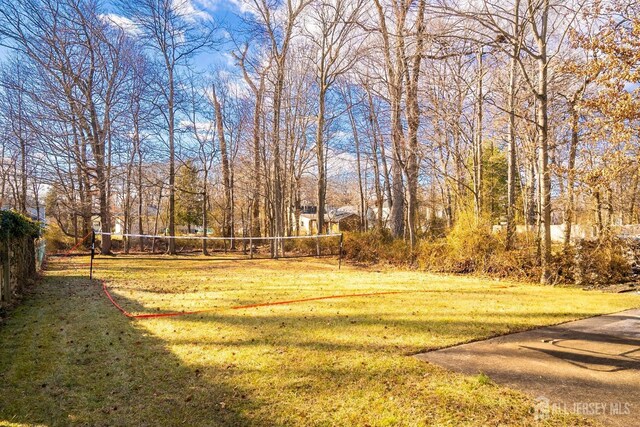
95;232;341;241
92;231;344;265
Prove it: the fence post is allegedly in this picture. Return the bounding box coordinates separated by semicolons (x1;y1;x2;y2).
1;235;10;304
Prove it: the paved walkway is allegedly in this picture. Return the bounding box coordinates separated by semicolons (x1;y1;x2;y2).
416;309;640;426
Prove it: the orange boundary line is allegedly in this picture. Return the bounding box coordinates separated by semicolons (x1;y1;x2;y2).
59;232;93;258
101;281;428;320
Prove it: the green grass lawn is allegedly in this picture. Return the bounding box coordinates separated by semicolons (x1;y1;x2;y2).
1;255;638;426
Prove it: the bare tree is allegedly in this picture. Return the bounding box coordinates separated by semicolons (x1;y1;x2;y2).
304;0;365;235
233;44;271;237
245;0;310;256
118;0;217;254
0;0;139;254
372;0;409;238
0;58;30;214
211;82;233;240
182;71;216;254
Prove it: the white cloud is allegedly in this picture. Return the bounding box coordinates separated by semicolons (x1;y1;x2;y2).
224;0;256;16
178;119;215;141
172;0;213;22
100;13;141;35
326;150;358;179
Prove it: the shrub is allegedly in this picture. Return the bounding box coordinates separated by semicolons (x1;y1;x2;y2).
286;236;336;256
417;211;501;274
415;239;450;271
484;246;539;281
285;237;310;254
43;223;74;253
423;216;448;239
0;210;40;240
573;237;632;286
44;224;75;253
343;230;412;265
342;221;634;286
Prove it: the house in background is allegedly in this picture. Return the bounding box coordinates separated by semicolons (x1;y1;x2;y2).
366;204;391;228
298;205;317;234
93;215;125;234
298;205;361;234
26;206;46;223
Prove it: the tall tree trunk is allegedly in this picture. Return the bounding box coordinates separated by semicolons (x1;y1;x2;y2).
229;159;236;249
86;101;112;255
404;0;425;247
18;93;27;214
369;113;384;229
629;172;639;223
390;146;404;237
374;0;406;238
388;55;405;238
152;186;163;253
388;68;405;238
202;178;209;256
252;85;263;237
594;188;602;237
366;86;391;223
235;47;267;238
525;160;537;227
168;67;176;255
124;173;132;254
534;0;551;284
72;124;91;242
346;89;366;231
272;63;286;257
506;0;520;250
213;84;232;239
605;186;613;232
96;148;111;254
473;46;484;222
316;86;327;235
137;136;144;251
563;102;579;252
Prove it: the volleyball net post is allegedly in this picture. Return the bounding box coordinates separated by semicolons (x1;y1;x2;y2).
89;230;96;280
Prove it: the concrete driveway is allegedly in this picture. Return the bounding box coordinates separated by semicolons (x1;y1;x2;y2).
416;309;640;426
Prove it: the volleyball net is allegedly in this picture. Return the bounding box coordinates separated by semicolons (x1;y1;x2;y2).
93;231;344;260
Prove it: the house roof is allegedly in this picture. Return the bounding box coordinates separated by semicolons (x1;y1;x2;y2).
329;211;359;222
300;207;360;223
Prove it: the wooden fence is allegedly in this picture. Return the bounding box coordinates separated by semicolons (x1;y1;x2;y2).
0;228;41;308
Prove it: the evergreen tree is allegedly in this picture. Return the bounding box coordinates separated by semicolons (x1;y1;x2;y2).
175;160;202;233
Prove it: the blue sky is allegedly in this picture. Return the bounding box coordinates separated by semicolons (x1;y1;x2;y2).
161;0;249;72
0;0;247;71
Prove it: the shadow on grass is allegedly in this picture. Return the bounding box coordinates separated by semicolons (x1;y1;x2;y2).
99;275;612;356
131;308;606;357
0;272;268;427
